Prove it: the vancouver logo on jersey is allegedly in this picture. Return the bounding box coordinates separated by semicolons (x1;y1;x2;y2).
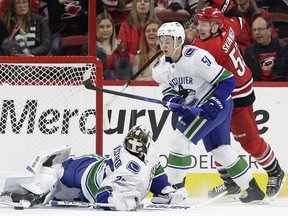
127;161;141;174
185;48;196;57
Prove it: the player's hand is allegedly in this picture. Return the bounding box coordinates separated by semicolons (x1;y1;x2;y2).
151;186;188;204
166;95;186;116
200;96;224;120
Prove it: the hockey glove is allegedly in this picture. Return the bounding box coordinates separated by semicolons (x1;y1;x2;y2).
200;96;224;120
164;95;186;116
151;186;188;205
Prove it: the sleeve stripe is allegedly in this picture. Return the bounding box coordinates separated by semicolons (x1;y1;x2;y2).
210;67;225;85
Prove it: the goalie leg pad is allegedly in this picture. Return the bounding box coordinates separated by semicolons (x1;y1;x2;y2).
21;166;60;196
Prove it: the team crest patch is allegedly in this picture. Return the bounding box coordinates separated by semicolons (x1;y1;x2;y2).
185;48;195;57
127;161;141;174
153;59;160;68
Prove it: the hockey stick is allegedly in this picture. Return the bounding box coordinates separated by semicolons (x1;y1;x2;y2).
46;191;227;211
48;200;115;208
84;79;202;115
48;200;144;210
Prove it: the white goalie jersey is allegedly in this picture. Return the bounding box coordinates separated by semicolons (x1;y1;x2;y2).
81;142;169;203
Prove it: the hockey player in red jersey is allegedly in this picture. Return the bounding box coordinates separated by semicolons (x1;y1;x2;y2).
192;1;286;201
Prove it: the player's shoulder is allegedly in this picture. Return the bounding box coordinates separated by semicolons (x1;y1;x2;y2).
152;55;168;82
183;44;212;60
152;55;165;69
182;45;198;57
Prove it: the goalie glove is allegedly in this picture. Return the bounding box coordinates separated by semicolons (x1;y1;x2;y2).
108;180;141;211
151;186;188;205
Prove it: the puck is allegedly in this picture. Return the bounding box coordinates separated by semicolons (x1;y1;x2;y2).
14;206;24;210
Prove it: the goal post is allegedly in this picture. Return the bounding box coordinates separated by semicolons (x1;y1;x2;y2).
0;56;103;183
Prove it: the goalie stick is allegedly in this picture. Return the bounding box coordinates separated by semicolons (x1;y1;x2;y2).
84;79;202;116
102;16;196;130
45;191;228;210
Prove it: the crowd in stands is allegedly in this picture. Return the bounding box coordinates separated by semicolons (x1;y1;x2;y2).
0;0;287;80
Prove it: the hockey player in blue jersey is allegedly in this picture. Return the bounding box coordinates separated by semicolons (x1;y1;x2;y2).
0;125;187;211
152;21;265;203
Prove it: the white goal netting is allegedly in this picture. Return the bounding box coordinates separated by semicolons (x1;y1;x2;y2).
0;56;103;185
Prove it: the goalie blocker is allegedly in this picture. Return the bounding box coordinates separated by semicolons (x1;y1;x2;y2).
0;125;188;211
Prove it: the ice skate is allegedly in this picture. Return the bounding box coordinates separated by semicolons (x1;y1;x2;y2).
266;170;286;201
0;191;43;207
208;178;241;198
239;178;265;203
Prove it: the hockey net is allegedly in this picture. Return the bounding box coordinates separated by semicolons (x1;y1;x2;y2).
0;56;103;185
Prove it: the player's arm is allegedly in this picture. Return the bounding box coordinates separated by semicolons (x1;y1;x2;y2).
96;180;140;211
149;162;188;204
95;156;141;211
212;69;236;103
201;68;235;120
194;49;236;120
152;62;187;116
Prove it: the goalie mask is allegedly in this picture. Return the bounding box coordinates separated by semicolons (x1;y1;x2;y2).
123;125;152;160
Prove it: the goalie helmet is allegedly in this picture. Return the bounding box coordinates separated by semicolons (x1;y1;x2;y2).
196;7;224;29
123;125;152;159
157;22;185;48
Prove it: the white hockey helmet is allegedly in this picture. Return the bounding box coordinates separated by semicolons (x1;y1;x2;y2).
157;22;185;48
123;125;152;159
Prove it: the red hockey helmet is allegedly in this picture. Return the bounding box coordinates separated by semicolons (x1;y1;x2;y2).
196;7;224;28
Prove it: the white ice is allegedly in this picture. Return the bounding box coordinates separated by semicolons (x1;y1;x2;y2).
0;198;287;216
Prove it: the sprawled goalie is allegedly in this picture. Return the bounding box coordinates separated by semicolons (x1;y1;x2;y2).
0;125;188;211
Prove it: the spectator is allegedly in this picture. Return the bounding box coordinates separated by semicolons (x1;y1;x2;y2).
234;0;278;54
155;0;190;16
132;19;162;81
0;19;9;55
96;0;105;15
82;12;132;80
40;0;89;55
154;0;192;25
118;0;155;61
256;0;288;14
1;0;51;56
101;0;133;27
0;0;39;16
244;16;288;81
